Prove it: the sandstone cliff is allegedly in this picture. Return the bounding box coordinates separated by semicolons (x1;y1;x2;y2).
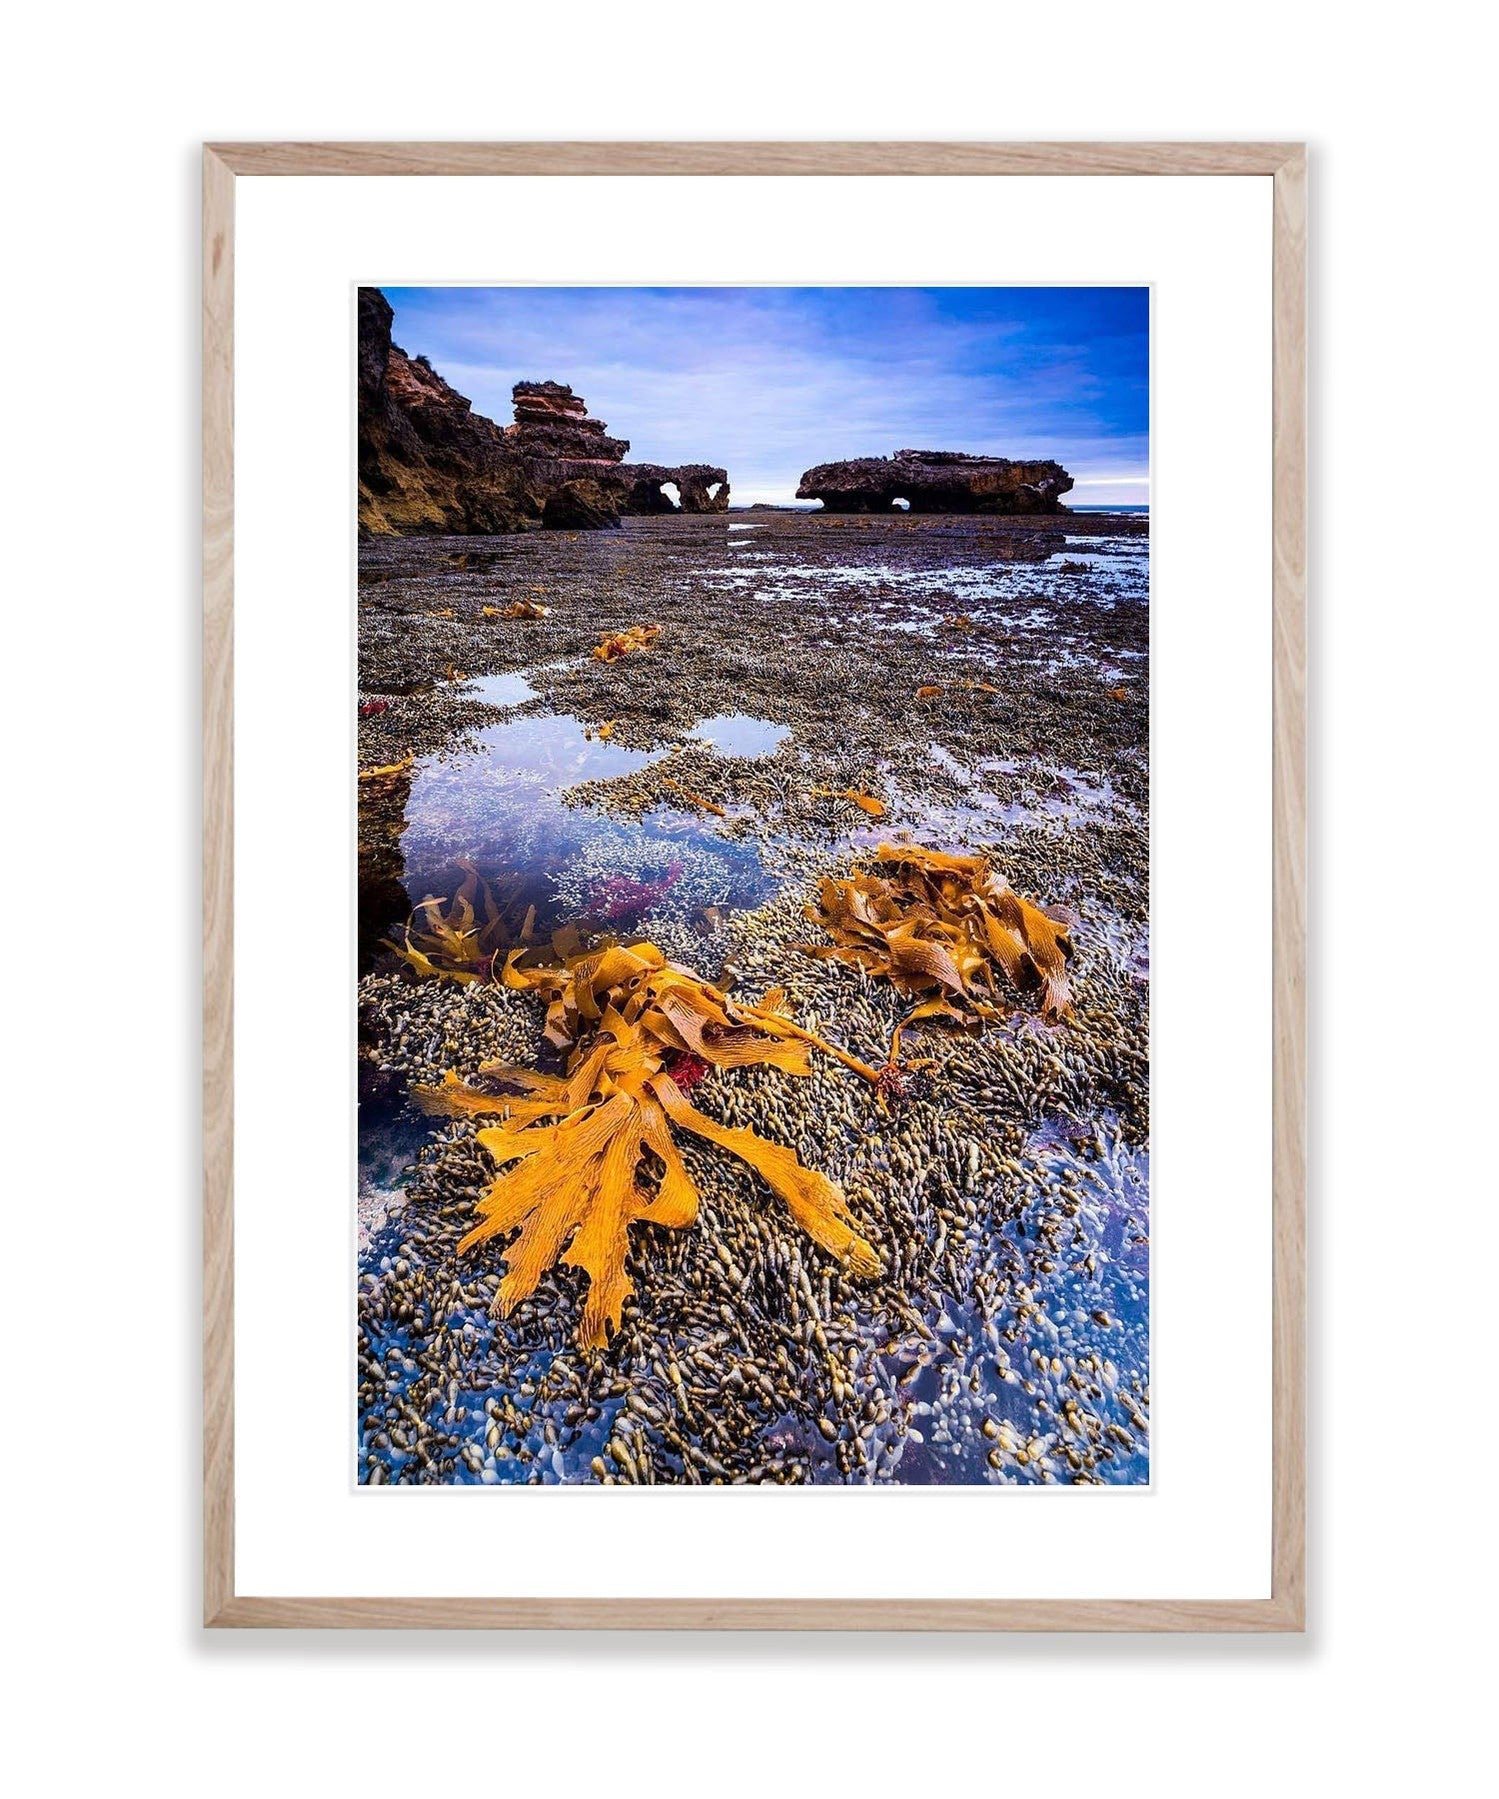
359;291;730;534
358;290;540;535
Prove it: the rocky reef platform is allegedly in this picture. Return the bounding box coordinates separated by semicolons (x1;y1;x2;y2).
356;508;1151;1486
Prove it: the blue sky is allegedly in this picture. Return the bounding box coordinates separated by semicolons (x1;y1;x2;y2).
383;286;1149;506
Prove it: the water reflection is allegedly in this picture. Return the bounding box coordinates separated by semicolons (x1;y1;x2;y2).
398;710;773;937
464;671;536;708
687;713;790;758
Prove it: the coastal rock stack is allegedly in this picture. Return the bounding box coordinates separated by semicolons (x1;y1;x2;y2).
506;380;632;468
505;383;729;517
357;290;731;534
797;448;1074;515
504;382;632;533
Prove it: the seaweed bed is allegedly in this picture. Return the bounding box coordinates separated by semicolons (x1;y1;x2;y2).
357;509;1150;1485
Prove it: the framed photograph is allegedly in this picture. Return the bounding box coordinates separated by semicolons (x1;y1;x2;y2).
204;141;1305;1629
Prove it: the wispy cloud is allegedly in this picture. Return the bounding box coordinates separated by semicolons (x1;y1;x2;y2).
383;286;1148;505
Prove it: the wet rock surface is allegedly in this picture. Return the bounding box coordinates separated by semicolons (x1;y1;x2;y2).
357;510;1150;1485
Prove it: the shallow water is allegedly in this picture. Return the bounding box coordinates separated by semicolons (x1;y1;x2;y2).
399;708;774;936
359;1100;1150;1487
357;1091;428;1255
463;671;536;708
687;712;790;757
702;539;1148;653
822;1110;1148;1487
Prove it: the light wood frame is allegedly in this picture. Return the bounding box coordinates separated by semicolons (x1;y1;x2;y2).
203;140;1306;1631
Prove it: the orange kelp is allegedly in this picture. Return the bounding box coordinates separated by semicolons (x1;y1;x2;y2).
593;623;660;662
483;599;549;620
915;680;1000;700
663;777;727;816
803;842;1076;1049
413;939;881;1348
357;749;414;784
384;859;534;984
813;787;887;818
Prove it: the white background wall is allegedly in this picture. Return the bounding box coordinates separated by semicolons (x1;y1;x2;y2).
5;4;1492;1792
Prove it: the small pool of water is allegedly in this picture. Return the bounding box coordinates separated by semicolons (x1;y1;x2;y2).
392;711;775;940
687;713;790;758
465;671;536;708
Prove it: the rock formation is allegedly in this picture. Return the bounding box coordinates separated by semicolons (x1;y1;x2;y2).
541;478;621;531
502;381;728;516
358;290;730;534
358;289;540;535
621;464;730;514
796;449;1073;515
505;380;631;469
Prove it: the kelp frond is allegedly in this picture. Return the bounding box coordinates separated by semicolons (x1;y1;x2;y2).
813;787;887;818
412;939;880;1348
915;680;1000;700
384;859;535;984
484;599;549;620
802;841;1077;1051
593;623;660;662
358;750;414;783
662;778;726;816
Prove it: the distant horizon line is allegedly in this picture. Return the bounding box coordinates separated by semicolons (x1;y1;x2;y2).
726;499;1150;512
725;475;1149;509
